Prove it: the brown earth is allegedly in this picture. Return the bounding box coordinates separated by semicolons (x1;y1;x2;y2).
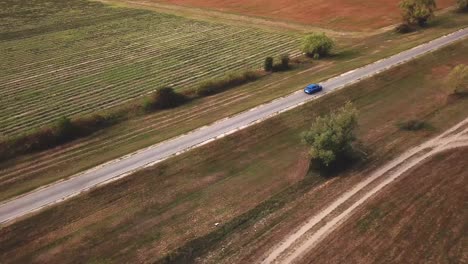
151;0;453;31
300;147;468;264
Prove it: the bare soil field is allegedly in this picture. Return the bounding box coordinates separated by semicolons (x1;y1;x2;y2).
151;0;453;31
300;147;468;264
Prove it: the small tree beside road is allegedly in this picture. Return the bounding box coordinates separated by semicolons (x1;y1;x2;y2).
457;0;468;11
446;64;468;95
301;102;359;169
264;57;274;72
301;33;334;58
399;0;437;27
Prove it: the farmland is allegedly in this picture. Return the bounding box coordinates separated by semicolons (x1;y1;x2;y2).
0;0;300;137
0;40;467;263
148;0;454;31
301;147;467;264
1;11;467;201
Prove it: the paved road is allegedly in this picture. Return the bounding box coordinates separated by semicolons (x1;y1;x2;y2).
0;28;467;225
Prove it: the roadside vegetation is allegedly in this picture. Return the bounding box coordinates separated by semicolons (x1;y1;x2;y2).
445;64;468;95
0;11;466;201
400;0;437;27
264;54;291;72
0;113;122;162
0;68;263;163
396;0;442;33
0;40;466;264
195;71;262;96
457;0;468;11
301;102;359;172
301;33;334;59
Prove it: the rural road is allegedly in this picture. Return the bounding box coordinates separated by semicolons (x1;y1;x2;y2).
0;28;467;225
261;117;468;264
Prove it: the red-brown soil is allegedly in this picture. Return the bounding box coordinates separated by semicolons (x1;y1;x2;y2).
152;0;453;31
301;148;468;264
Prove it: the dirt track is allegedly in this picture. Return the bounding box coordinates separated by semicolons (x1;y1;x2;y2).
261;117;468;264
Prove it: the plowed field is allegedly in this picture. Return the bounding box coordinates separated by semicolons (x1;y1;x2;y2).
152;0;453;31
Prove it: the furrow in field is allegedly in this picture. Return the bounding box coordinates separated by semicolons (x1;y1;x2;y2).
0;29;290;104
0;26;265;98
1;61;302;179
0;25;233;86
0;39;298;133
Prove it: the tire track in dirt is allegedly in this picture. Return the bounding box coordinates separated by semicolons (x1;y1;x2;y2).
261;117;468;264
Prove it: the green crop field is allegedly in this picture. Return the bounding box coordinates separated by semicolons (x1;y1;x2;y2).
0;0;300;137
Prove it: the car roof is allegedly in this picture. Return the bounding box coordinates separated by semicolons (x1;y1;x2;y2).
306;84;319;88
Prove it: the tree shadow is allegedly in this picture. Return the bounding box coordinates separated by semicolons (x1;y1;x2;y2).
308;147;368;178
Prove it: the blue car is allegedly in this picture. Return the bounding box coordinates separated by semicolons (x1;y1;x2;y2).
304;84;323;94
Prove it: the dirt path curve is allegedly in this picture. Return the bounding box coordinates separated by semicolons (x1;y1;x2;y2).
260;117;468;264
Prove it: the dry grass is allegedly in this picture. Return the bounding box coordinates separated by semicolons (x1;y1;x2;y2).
0;41;467;264
1;12;467;201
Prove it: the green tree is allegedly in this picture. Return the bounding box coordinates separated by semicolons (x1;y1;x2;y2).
280;54;290;69
264;57;274;72
301;33;334;58
446;64;468;95
301;102;358;167
457;0;468;11
399;0;437;26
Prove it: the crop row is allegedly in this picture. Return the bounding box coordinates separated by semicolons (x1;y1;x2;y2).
0;2;300;136
0;79;270;183
1;18;230;78
1;39;299;135
0;25;254;92
1;46;299;135
0;30;293;113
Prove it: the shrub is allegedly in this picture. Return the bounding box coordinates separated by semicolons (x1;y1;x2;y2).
446;64;468;95
457;0;468;11
264;57;274;72
56;116;76;142
301;33;334;58
272;54;291;72
301;102;358;168
395;23;413;33
196;71;261;96
0;114;119;162
398;119;428;131
280;54;290;69
142;97;154;113
399;0;436;27
146;87;186;111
